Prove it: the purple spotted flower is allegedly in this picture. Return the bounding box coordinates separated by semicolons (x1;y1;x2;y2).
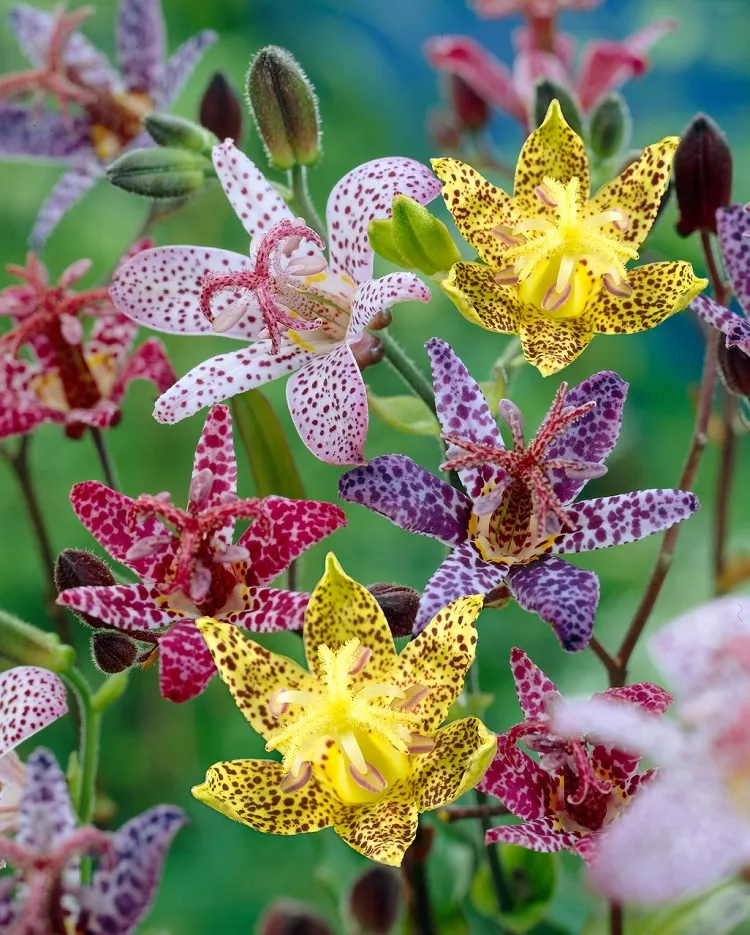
0;749;185;934
339;339;700;648
109;139;439;465
479;647;670;859
0;0;216;247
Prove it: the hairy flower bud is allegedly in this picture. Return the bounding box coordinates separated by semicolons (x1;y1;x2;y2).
55;549;116;628
247;46;321;171
448;74;489;132
532;81;583;138
718;343;750;400
674;114;733;237
106;147;213;199
367;583;420;638
144;112;218;154
348;867;402;933
92;631;139;675
369;195;461;277
588;92;631;161
0;609;74;673
259;900;333;935
199;71;244;143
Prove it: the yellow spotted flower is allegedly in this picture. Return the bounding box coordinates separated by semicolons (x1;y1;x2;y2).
433;100;707;376
192;553;496;866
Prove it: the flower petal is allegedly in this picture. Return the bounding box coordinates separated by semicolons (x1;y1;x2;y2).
717;204;750;316
154;29;217;108
334;783;419;867
415;541;508;634
193;758;338;833
692;294;742;343
514;100;590;217
326;157;441;284
0;668;67;759
348;272;431;340
339;454;472;547
116;0;165;93
17;749;76;852
30;160;102;250
197;617;317;740
432;159;521;266
0;357;53;439
509;647;559;723
481;733;554;822
87;314;136;366
518;306;593;377
235;496;346;587
303;553;398;683
486;815;580;852
111;336;176;402
189;404;237;539
154;341;312;425
224;587;309;633
556;490;700;553
0;106;91;162
57;583;180;631
441;261;523;333
507;556;599;652
159;620;219;703
395;596;484;732
286;344;368;466
0;878;16;928
414;717;496;811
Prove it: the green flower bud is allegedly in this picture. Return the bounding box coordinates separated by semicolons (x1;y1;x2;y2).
369;195;461;276
0;608;75;673
246;46;321;171
144;112;218;155
588;92;631;161
533;81;584;139
106;147;214;200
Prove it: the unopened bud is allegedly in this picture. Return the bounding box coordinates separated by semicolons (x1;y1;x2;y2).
369;195;461;277
674;114;733;237
447;74;489;132
199;71;244;143
350;333;385;371
718;342;750;399
367;584;420;638
55;550;116;628
247;46;321;171
588;92;631;161
92;631;139;674
106;147;213;199
533;82;583;139
144;113;217;154
427;108;462;150
0;609;74;673
348;867;402;933
259;900;333;935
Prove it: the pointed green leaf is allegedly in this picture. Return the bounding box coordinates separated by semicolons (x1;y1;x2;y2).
368;389;441;436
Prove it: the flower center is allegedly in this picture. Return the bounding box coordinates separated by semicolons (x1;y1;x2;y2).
265;639;430;804
89;90;153;160
494;177;638;316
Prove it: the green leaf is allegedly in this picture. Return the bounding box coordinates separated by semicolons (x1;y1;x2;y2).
231;390;305;499
367;389;441;436
490;846;557;933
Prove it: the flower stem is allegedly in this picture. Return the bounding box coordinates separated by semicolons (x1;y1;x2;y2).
610;903;624;935
62;666;101;825
89;427;120;492
403;821;437;935
288;164;325;238
439;802;510;823
378;329;436;414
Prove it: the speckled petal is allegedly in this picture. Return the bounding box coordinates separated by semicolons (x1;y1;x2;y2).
286;344;368;466
224;588;309;632
326;157;441;284
486;814;580;852
480;735;552;821
117;0;165;93
518;307;593;377
414;716;496;811
426;337;506;498
303;554;398;683
584;262;707;336
235;496;346;587
17;749;76;852
514;100;590;217
188;405;237;546
0;668;67;759
159;620;218;703
211;140;293;238
57;583;180;632
348;272;431;341
415;541;507;634
0;358;54;439
692;294;740;343
155;29;217;108
441;261;523;334
339;454;472;546
509;647;559;722
717;204;750;316
154;341;313;425
432;159;521;266
30;160;102;250
197;617;318;740
193;758;338;834
109;245;260;338
111;336;176;402
0;106;91;161
507;556;599;652
0;878;16;928
395;596;483;732
556;490;700;553
334;783;419;867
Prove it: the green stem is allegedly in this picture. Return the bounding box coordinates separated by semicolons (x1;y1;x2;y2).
378;329;436;414
289;164;325;238
62;666;101;824
90;427;121;492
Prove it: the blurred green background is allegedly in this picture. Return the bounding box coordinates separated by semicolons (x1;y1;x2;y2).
1;0;749;931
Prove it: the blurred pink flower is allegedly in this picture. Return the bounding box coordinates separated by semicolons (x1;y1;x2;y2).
471;0;602;19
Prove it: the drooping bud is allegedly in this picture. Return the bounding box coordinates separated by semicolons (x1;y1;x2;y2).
0;609;75;673
348;867;403;933
55;549;116;628
369;195;461;277
427;108;462;150
588;92;631;161
259;900;333;935
367;583;420;638
447;74;489;132
91;631;139;674
532;82;583;138
106;147;214;199
144;113;218;154
246;46;321;171
350;333;385;371
674;114;733;237
199;71;244;143
718;343;750;400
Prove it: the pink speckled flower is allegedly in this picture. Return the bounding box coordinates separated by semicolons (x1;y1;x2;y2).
471;0;602;18
479;648;670;858
58;404;346;702
110;140;439;465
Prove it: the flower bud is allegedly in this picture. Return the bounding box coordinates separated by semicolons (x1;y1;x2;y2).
91;631;139;674
674;114;733;237
447;74;489;132
144;113;218;154
246;46;321;171
55;549;116;628
259;900;333;935
199;71;244;143
348;867;403;933
106;147;213;200
369;195;461;277
350;333;385;371
588;92;631;161
718;342;750;399
0;609;74;673
532;81;583;139
427;108;462;150
367;584;420;638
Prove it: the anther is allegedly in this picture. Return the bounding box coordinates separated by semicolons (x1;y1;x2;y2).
212;298;251;334
406;733;436;755
213;545;252;564
125;535;172;561
269;688;290;718
188;468;215;507
492;225;526;247
285;255;329;276
392;684;429;712
348;645;372;676
280;761;312;793
602;273;633;298
534;184;558;208
493;267;520;285
542;282;572;312
349;762;387;794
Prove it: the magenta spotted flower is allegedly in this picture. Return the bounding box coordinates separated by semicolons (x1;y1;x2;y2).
0;749;184;934
0;0;215;247
58;404;346;702
479;648;670;858
109;140;439;465
339;339;699;648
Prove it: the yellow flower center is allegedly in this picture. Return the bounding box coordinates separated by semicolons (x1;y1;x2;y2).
496;177;638;318
265;639;430;804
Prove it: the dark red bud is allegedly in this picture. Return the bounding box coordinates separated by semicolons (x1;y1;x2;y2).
350;333;385;372
674;114;733;237
199;71;243;143
447;74;489;132
55;549;117;629
348;867;403;933
259;900;333;935
427;108;462;150
91;631;139;674
718;342;750;399
367;584;420;638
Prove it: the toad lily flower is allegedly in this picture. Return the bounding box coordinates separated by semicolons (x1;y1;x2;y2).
0;749;185;934
433;101;706;375
58;404;346;702
192;553;496;866
110;140;439;465
479;648;671;858
472;0;602;17
0;0;216;247
340;339;699;647
0;667;67;834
